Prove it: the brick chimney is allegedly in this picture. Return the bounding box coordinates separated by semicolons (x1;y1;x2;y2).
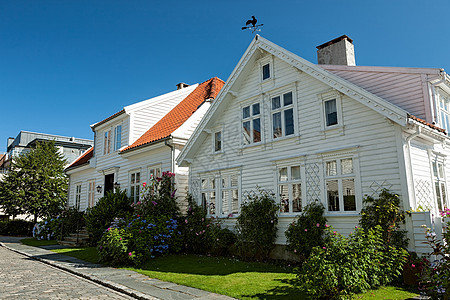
316;35;356;66
176;83;190;90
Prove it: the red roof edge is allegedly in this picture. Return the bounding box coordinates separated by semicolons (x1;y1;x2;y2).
408;114;447;134
65;147;94;171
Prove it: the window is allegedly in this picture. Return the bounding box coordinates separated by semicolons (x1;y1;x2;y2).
325;99;338;127
325;158;356;212
88;180;95;208
200;172;241;217
278;165;302;213
242;103;261;145
149;166;161;180
75;184;81;209
104;130;111;155
262;63;271;80
432;159;448;211
201;177;216;215
439;92;450;132
221;174;240;216
271;92;295;139
114;125;122;151
130;171;140;203
214;131;222;152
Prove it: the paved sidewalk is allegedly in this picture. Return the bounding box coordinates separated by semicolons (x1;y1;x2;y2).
0;236;235;300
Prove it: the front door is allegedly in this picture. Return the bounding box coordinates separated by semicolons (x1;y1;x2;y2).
104;173;114;195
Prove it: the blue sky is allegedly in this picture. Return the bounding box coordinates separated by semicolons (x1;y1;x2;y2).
1;0;449;151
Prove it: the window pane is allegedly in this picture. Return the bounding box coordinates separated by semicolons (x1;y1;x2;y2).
433;162;438;178
253;118;261;143
279;184;289;213
262;64;270;80
215;131;222;152
273;112;282;138
436;182;442;211
341;159;353;174
130;186;135;199
210;178;215;189
325;99;338;126
291;166;301;180
326;161;337;176
252;103;260;116
231;175;238;187
284;108;294;136
343;179;356;211
441;183;447;209
272;96;281;110
131;173;135;183
222;190;229;215
283;92;293;106
201;193;207;209
327;180;339;211
243;121;251;145
222;177;227;188
243;106;250;119
232;189;239;214
209;192;216;215
201;179;207;189
438;163;444;178
136;186;140;201
293;183;302;212
279;167;288;181
136;173;140;183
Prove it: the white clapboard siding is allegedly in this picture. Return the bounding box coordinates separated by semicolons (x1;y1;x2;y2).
67;166;97;211
188;56;406;245
321;65;439;120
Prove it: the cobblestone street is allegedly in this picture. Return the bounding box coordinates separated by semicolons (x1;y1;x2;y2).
0;246;133;299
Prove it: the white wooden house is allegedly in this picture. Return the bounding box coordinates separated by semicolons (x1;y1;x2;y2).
65;77;224;212
177;35;450;255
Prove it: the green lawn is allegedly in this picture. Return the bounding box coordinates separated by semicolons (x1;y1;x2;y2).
20;239;420;299
20;238;59;247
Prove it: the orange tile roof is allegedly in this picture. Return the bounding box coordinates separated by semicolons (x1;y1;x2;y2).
408;114;447;134
65;147;94;170
121;77;224;153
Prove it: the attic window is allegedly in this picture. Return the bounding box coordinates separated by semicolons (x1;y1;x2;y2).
262;64;271;80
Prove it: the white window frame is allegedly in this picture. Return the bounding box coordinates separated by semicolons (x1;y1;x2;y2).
114;124;122;151
242;102;263;146
200;169;241;218
275;163;304;215
103;129;112;155
429;153;448;212
88;180;95;208
438;91;450;133
259;55;274;83
319;91;344;132
148;164;162;181
270;91;296;140
323;156;360;214
129;170;141;203
212;127;224;154
75;183;82;210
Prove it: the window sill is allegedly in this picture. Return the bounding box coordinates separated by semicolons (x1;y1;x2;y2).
279;213;302;218
269;134;300;145
320;125;345;137
324;212;360;217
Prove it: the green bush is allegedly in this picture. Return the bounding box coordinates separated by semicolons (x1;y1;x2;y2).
297;225;407;299
133;172;179;219
181;194;236;256
235;188;279;260
85;189;134;245
98;215;181;266
359;189;408;249
0;219;33;236
36;207;85;240
285;201;327;260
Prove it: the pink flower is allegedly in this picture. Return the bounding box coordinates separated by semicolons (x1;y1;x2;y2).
325;224;330;228
412;264;416;268
143;182;146;187
294;249;297;253
119;237;122;240
128;252;132;256
201;218;204;221
304;229;308;232
139;230;141;233
107;227;111;231
333;231;337;235
316;223;320;227
322;247;326;249
185;219;188;224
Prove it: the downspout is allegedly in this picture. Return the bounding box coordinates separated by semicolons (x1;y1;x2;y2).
405;126;422;210
165;137;175;173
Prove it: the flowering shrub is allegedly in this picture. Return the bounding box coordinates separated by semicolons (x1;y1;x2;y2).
181;194;236;256
98;215;182;266
285;201;327;260
359;189;408;249
419;222;450;299
35;207;85;240
297;225;407;299
235;188;279;260
85;189;134;245
133;172;179;219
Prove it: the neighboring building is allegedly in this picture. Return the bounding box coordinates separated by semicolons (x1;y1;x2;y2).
65;78;224;211
177;35;450;255
2;131;93;170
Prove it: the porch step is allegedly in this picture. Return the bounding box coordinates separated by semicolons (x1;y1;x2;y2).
58;227;90;247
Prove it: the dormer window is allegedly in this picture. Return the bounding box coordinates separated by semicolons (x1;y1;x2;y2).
262;63;271;80
438;92;450;132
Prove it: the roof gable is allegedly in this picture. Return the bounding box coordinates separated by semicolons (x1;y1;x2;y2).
177;35;411;165
121;77;224;153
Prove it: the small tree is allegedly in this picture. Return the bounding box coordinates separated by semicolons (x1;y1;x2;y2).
0;141;68;222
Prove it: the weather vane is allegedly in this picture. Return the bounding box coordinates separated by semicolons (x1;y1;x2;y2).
241;16;263;33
